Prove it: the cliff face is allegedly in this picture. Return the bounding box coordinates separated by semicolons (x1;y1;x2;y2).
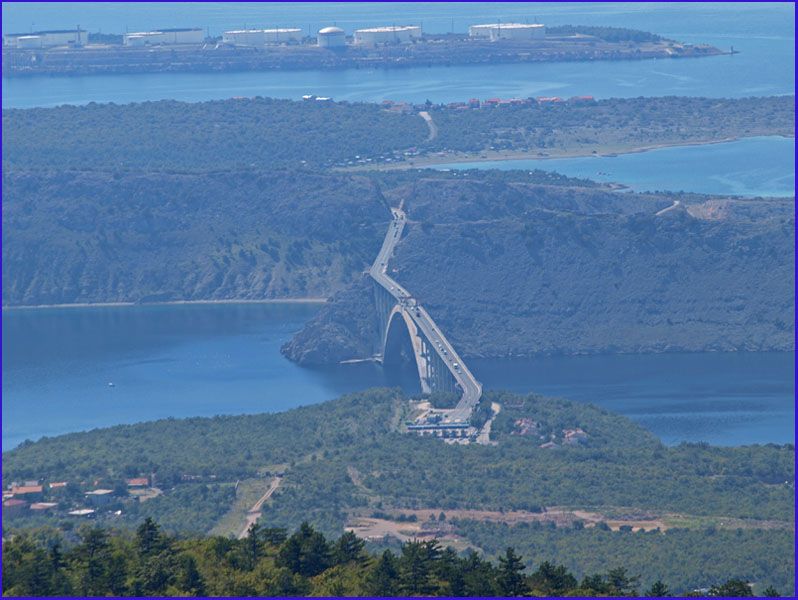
2;169;389;305
284;177;794;363
280;276;379;365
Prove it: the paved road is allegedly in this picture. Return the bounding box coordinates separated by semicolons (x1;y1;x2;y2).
369;208;482;424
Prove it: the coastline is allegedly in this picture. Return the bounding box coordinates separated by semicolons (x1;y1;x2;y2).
344;134;795;172
2;298;328;311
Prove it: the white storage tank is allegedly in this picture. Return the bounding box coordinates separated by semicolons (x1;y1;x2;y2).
124;34;148;47
17;35;43;49
4;29;87;48
158;28;204;44
469;23;545;41
124;28;203;46
354;25;421;46
318;26;346;48
262;28;302;44
223;30;266;46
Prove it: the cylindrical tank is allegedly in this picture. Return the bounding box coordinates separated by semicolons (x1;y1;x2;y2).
354;25;421;46
17;35;42;49
222;30;266;46
470;23;545;40
318;26;345;48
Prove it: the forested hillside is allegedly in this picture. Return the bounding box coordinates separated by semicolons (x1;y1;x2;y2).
3;390;793;594
2;168;388;305
426;95;794;155
3;96;792;172
2;97;428;171
285;175;795;362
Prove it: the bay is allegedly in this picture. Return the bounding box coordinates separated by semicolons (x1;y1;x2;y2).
433;136;796;197
2;303;793;450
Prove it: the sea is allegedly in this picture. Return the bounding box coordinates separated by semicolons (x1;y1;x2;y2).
2;304;794;450
1;2;794;107
434;136;795;197
1;2;794;450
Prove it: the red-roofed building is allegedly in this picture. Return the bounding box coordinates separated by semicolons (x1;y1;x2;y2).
11;485;43;500
3;499;28;516
49;482;68;491
126;478;149;488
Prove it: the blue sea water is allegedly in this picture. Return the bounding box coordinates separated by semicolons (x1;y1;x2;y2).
1;3;794;450
2;304;793;450
2;2;794;107
434;136;796;197
1;304;422;450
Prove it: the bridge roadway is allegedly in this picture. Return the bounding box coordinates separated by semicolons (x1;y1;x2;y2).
369;208;482;424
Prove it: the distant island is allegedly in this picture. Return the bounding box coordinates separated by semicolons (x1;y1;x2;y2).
1;24;727;77
2;388;794;595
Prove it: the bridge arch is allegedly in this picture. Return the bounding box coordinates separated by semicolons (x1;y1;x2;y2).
382;305;430;393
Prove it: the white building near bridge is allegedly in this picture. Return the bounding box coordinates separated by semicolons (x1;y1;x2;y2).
469;23;545;41
123;27;204;46
354;25;421;46
222;28;303;46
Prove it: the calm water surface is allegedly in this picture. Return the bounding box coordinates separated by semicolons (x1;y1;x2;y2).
435;136;795;197
2;2;794;107
2;304;793;449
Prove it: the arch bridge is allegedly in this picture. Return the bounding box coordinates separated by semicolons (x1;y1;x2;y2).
369;208;482;427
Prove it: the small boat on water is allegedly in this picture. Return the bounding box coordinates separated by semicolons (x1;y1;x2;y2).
107;382;115;388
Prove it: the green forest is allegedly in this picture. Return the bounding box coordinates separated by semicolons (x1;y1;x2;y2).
3;390;793;594
3;95;792;172
2;518;780;597
427;96;794;154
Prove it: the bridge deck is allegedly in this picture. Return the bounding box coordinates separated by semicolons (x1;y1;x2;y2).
369;208;482;424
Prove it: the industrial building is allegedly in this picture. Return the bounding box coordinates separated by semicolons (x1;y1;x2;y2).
317;26;346;48
222;28;302;46
123;27;204;46
354;25;421;46
469;23;545;41
4;28;88;48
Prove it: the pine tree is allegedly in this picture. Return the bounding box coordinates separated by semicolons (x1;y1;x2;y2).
275;522;331;577
176;555;206;596
531;560;578;594
365;550;399;596
333;530;366;566
646;579;670;597
399;540;441;595
136;517;168;558
497;547;527;596
708;579;754;597
607;566;640;595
